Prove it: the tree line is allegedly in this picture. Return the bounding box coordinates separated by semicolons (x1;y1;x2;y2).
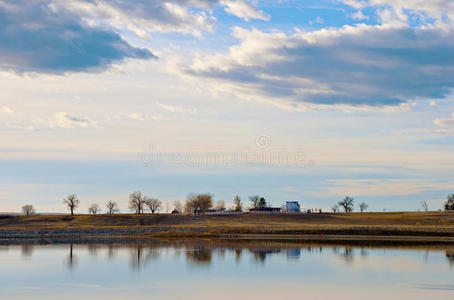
18;193;454;216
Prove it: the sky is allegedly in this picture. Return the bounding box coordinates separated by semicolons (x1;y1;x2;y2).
1;0;454;213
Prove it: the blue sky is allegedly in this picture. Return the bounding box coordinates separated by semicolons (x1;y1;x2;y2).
1;0;454;213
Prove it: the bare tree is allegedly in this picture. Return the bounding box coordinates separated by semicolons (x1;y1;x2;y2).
359;202;369;213
185;193;213;216
88;203;100;215
145;197;162;214
249;195;260;209
234;195;242;212
338;196;354;212
106;201;119;214
63;194;80;216
444;194;454;211
173;200;183;213
421;200;429;212
129;191;145;214
331;204;339;213
22;205;35;216
215;200;226;211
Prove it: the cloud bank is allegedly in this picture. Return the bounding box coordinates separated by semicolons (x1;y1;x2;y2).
0;0;267;74
181;24;454;108
0;0;155;73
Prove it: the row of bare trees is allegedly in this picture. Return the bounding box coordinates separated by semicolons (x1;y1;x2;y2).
64;194;120;215
21;193;454;216
331;194;454;212
59;192;162;215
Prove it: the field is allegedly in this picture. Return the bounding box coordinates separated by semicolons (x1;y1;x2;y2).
1;211;454;241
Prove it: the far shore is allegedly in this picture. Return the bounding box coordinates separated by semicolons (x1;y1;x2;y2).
1;211;454;242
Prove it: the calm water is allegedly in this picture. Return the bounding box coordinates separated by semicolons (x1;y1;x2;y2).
0;239;453;300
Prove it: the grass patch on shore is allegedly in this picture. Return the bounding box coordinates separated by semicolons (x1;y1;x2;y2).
1;211;454;238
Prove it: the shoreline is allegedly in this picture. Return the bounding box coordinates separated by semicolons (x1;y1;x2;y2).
1;212;454;243
2;234;454;248
2;231;454;244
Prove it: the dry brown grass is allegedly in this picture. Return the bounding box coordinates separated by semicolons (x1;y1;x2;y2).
1;211;454;239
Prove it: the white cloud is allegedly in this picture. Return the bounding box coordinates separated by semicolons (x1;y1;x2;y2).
5;124;37;131
179;24;454;109
434;112;454;128
127;113;167;122
351;11;369;20
156;102;197;114
5;112;97;130
55;0;217;38
53;0;269;39
220;0;270;21
310;16;325;25
341;0;454;25
1;106;14;114
393;128;454;136
48;112;97;129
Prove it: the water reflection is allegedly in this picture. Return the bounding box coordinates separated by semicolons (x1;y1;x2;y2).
129;244;161;271
286;248;301;260
65;244;77;270
234;248;242;263
1;239;454;300
20;244;34;257
251;248;281;263
446;251;454;267
3;239;454;272
87;243;100;257
338;247;354;264
107;244;116;260
186;246;212;266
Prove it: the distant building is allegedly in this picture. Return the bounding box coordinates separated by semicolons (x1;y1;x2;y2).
249;207;281;213
285;201;301;213
205;208;226;215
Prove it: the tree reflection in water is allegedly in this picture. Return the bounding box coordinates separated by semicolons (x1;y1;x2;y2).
87;243;100;257
21;244;34;258
234;248;242;264
251;248;281;264
65;244;77;270
360;247;368;258
107;245;116;260
185;246;212;266
129;243;161;271
446;251;454;268
45;240;454;272
332;246;354;264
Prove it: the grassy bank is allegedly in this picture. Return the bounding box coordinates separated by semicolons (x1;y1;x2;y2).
1;211;454;240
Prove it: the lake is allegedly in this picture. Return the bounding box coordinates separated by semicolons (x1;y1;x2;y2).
0;239;453;299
